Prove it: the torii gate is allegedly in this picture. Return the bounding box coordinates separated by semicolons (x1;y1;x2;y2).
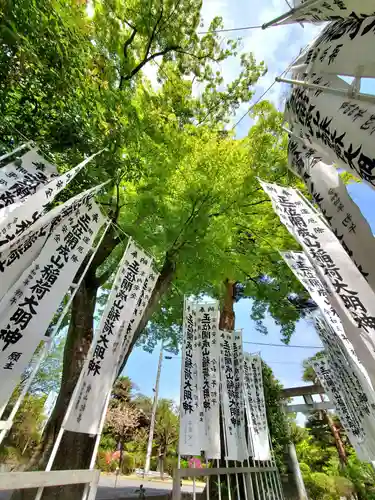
281;384;333;500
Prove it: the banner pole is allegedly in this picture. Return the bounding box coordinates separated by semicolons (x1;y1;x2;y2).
82;382;114;500
0;143;31;162
0;220;111;433
34;362;88;500
275;76;375;104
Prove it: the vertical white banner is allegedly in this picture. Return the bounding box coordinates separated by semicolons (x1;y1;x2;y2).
116;269;159;370
290;16;375;78
220;330;239;460
278;1;375;24
64;240;155;435
288;138;375;291
311;356;375;461
281;251;371;384
196;301;220;459
0;201;105;408
0;148;57;208
219;330;246;461
0;150;103;249
243;354;271;461
0;183;108;303
285;71;375;189
313;315;375;450
178;299;201;456
262;180;375;389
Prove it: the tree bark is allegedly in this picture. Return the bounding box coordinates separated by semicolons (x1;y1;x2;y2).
219;279;235;331
318;395;347;466
208;279;237;500
323;410;347;466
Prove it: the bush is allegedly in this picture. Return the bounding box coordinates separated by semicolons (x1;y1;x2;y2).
150;456;158;471
96;451;118;472
165;456;178;476
121;453;135;475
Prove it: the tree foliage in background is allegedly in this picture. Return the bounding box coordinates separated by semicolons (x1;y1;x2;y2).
98;378;178;476
261;361;290;472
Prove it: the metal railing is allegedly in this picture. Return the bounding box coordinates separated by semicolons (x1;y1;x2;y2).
172;465;283;500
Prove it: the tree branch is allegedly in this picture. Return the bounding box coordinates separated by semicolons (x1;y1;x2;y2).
145;3;164;59
121;43;220;83
123;26;137;60
122;45;180;82
241;198;270;208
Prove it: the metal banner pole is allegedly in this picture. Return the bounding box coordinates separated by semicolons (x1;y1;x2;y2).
34;344;92;500
0;143;31;161
275;76;375;104
82;382;114;500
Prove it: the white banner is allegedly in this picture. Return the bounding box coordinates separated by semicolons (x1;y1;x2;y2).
314;316;375;439
262;181;375;388
65;240;155;435
116;270;159;370
285;72;375;189
196;302;220;459
0;148;57;208
0;183;108;303
220;330;247;461
178;299;201;456
0;150;103;249
279;0;375;24
243;353;271;461
0;201;105;408
288;139;375;291
282;250;371;384
311;355;375;461
291;16;375;78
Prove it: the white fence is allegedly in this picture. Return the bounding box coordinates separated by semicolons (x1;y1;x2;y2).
0;469;100;500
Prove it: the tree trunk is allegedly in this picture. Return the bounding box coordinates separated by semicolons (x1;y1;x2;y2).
219;280;235;331
158;450;164;480
323;410;347;466
209;279;237;500
319;395;347;466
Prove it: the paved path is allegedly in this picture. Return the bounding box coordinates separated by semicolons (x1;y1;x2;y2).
97;475;204;498
0;474;204;499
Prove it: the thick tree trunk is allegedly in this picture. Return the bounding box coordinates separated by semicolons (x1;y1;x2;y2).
219;280;235;331
209;279;237;500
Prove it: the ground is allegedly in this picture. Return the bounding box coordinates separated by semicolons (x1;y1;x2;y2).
98;474;205;498
0;474;205;500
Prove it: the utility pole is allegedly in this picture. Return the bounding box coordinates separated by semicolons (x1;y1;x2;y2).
144;342;164;477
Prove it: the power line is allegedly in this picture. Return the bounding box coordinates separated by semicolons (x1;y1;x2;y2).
264;360;303;365
231;49;301;131
231;80;277;130
198;25;262;34
243;341;322;349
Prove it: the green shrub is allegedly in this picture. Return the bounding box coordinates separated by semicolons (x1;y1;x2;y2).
121;453;135;475
165;456;178;476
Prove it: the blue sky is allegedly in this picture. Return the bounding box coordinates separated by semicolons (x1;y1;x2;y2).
125;0;375;420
